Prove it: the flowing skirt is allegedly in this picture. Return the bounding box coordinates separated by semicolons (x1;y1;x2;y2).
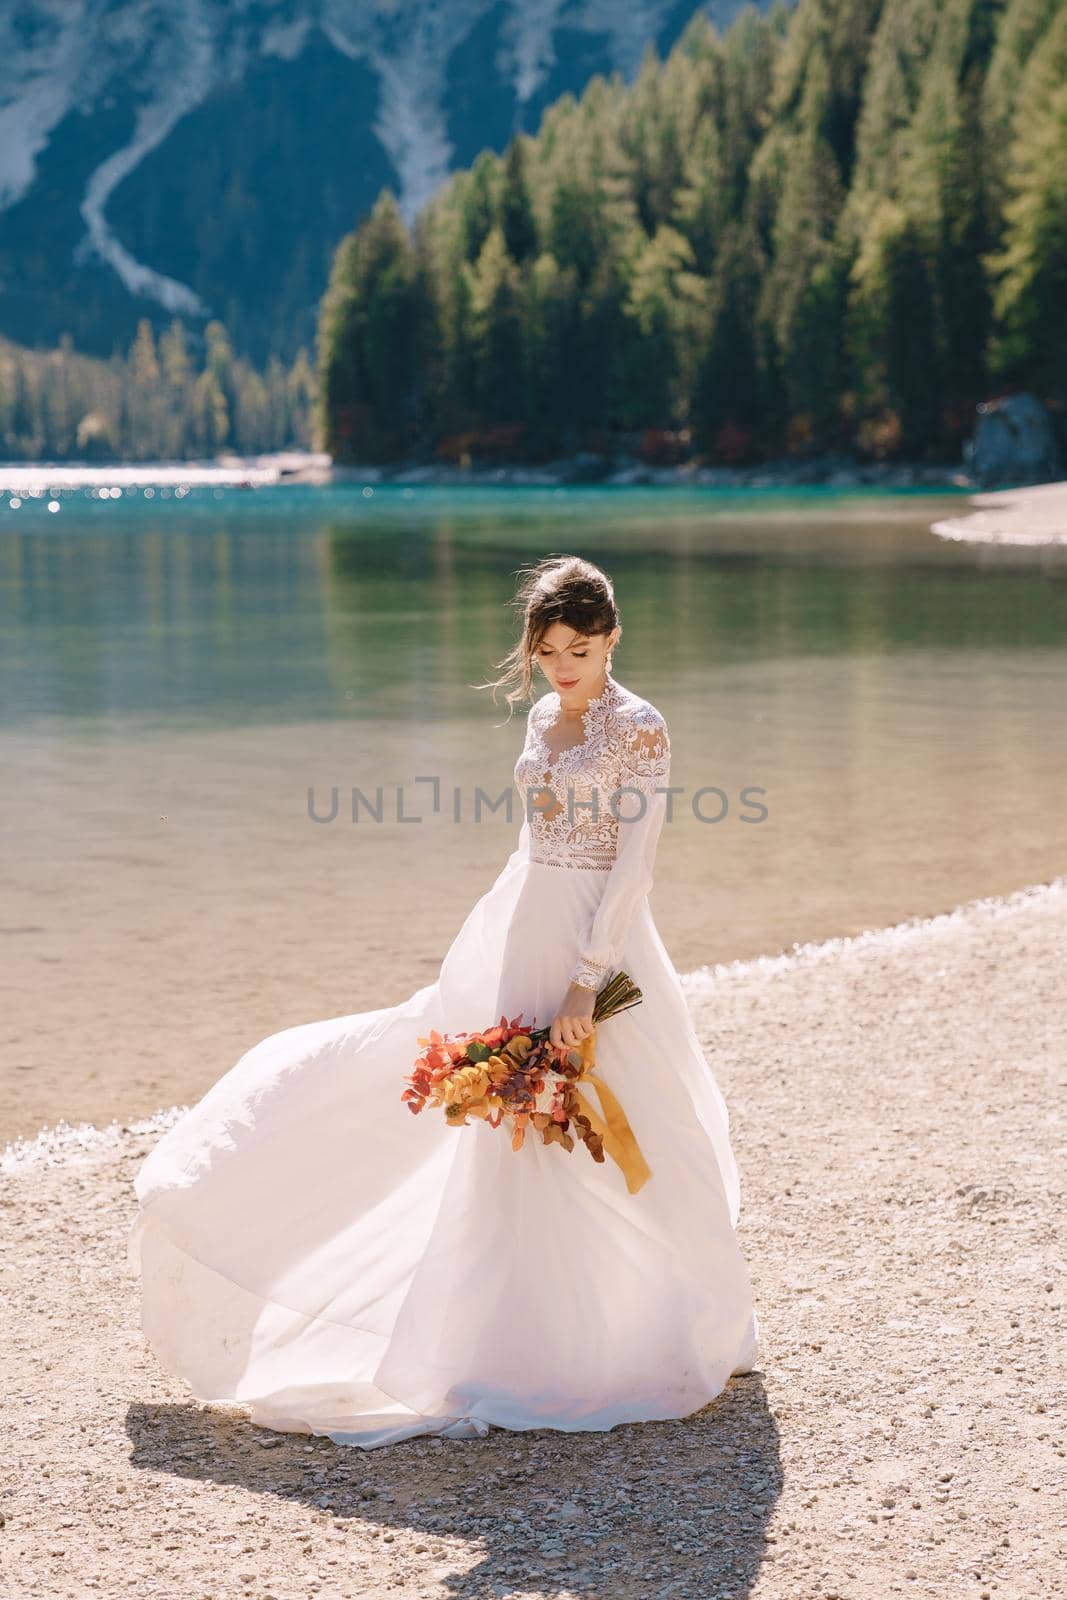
126;837;759;1448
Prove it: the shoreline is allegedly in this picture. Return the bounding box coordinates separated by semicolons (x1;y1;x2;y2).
4;871;1061;1169
1;448;975;493
6;452;1066;537
930;476;1067;545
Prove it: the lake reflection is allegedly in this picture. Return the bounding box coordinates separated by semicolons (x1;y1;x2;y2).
2;483;1066;728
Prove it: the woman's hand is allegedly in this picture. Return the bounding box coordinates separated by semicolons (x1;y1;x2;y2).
549;983;596;1050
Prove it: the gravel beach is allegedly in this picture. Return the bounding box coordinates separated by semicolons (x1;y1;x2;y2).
2;875;1063;1599
931;478;1067;545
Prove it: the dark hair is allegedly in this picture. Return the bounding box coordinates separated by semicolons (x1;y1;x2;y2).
473;554;620;718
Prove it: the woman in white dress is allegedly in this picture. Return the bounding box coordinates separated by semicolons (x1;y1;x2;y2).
127;554;758;1448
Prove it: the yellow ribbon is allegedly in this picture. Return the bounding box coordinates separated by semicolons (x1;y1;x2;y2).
566;1029;652;1195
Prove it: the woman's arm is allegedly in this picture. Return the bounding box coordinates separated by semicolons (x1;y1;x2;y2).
570;709;671;987
548;709;671;1048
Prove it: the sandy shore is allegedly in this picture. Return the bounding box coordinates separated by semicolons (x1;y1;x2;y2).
2;875;1063;1599
931;478;1067;545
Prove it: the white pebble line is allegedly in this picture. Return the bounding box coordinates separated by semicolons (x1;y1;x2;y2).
1;1104;189;1176
4;875;1063;1174
678;873;1065;996
930;514;1067;545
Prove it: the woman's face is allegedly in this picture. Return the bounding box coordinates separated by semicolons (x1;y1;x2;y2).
532;621;620;698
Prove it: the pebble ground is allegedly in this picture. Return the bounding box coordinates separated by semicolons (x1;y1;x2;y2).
2;879;1063;1599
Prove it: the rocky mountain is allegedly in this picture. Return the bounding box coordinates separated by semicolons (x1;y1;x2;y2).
0;0;779;363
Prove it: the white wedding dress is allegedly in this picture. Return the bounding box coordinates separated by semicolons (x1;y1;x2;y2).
127;672;758;1448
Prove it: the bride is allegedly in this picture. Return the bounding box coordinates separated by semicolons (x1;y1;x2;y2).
127;553;759;1448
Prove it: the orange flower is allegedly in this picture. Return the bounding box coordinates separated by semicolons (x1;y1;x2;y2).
486;1054;513;1085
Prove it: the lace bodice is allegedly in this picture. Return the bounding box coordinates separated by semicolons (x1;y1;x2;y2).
512;673;672;991
514;674;670;870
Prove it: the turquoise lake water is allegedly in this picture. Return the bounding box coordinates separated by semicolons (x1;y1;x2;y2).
2;481;1064;730
2;482;1065;1136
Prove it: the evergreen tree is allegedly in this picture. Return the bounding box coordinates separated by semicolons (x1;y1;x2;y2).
983;0;1059;224
316;189;421;460
672;113;728;278
691;220;767;460
984;8;1067;399
160;321;191;391
459;152;498;265
522;251;581;453
620;224;705;428
499;136;538;265
0;317;312;462
467;225;524;428
846;204;940;454
204;320;237;426
129;319;161;389
193;368;230;452
577;250;631;440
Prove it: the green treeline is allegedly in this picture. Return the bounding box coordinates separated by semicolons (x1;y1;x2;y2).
0;321;315;462
318;0;1067;466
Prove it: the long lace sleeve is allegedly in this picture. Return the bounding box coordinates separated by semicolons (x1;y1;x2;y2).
568;709;671;989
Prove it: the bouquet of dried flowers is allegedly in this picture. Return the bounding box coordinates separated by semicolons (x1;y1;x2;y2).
402;972;650;1193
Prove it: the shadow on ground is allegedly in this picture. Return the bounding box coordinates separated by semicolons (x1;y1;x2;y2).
127;1371;781;1597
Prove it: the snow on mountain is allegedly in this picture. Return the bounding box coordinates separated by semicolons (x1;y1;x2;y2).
0;0;774;357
